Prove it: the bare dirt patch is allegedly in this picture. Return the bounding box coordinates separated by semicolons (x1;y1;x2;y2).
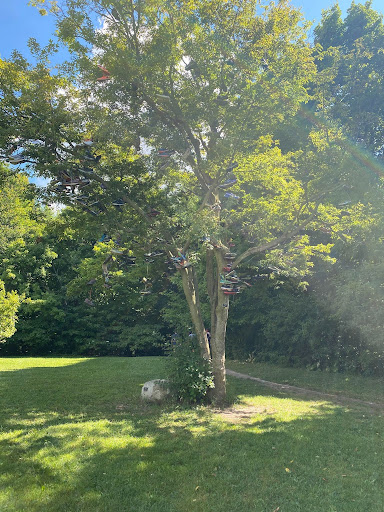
213;405;277;423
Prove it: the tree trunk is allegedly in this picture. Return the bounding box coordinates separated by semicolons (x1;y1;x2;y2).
179;234;230;403
206;248;217;341
208;250;229;403
204;247;228;403
178;251;229;403
210;301;228;403
180;266;210;359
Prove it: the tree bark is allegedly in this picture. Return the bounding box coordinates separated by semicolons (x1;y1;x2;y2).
209;250;229;404
210;299;228;403
178;250;229;403
206;248;217;339
179;184;231;403
179;266;210;359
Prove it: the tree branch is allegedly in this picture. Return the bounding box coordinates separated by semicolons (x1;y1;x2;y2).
233;212;318;268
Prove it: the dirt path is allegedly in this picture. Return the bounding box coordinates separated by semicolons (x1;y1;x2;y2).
226;369;384;410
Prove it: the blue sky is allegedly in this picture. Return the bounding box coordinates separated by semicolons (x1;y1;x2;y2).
1;1;384;63
1;1;66;64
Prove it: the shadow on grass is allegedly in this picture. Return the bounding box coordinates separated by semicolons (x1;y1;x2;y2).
0;358;383;512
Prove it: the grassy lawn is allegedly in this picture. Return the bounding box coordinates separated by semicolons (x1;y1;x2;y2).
0;357;383;512
227;360;384;404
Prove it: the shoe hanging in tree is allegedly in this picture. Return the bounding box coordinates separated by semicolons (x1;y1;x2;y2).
185;60;199;71
112;198;125;207
148;208;161;217
82;166;95;174
219;179;237;189
97;64;111;81
225;162;238;172
7;154;27;164
224;192;240;200
156;94;171;101
83;149;101;163
158;148;175;157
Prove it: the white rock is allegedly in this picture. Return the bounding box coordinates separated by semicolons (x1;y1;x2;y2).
141;379;170;402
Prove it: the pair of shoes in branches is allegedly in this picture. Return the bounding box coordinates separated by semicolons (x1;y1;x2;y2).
110;248;136;265
60;174;91;188
97;65;111;81
158;148;175;157
6;154;28;164
144;250;163;257
112;198;125;207
221;285;241;295
171;252;192;269
220;274;239;285
206;203;221;212
219;178;237;189
82;149;101;163
224;192;240;199
148;208;161;217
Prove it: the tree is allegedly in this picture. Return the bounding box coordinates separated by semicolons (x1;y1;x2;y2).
0;0;368;401
0;164;57;344
297;1;384;374
0;165;44;340
314;1;384;156
0;280;21;341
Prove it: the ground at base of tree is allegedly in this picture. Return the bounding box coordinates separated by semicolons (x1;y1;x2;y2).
1;357;383;512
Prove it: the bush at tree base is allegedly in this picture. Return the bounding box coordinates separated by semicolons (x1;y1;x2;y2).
165;337;214;404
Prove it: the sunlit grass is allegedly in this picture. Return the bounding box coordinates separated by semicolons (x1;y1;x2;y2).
227;359;384;403
0;357;89;371
0;357;383;511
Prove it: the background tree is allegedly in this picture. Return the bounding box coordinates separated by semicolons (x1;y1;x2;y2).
0;164;55;348
308;1;384;373
223;1;384;377
0;165;47;342
314;1;384;155
0;280;21;341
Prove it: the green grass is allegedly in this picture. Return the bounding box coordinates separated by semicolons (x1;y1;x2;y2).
227;360;384;403
0;357;383;512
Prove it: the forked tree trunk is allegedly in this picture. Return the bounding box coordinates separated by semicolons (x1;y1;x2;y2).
180;248;229;403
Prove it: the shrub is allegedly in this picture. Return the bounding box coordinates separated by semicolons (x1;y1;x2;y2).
166;336;214;403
